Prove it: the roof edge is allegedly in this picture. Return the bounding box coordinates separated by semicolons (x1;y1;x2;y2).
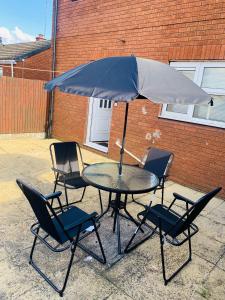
0;59;16;64
16;43;51;61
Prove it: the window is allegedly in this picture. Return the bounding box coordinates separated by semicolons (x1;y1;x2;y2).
160;62;225;128
0;67;3;77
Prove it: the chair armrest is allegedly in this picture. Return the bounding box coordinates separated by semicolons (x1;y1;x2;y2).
51;167;68;175
64;212;98;231
45;191;62;200
173;193;195;205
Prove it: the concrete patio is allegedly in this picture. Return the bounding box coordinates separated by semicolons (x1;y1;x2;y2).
0;138;225;299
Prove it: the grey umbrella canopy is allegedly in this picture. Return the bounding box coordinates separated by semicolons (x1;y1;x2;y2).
45;56;210;175
45;56;210;104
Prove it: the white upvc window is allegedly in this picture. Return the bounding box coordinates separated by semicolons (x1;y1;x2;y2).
0;67;3;77
160;61;225;128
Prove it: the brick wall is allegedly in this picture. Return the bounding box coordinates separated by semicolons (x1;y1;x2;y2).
1;48;52;81
52;0;225;197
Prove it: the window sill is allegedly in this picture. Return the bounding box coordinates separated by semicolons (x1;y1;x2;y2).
159;114;225;129
84;142;108;153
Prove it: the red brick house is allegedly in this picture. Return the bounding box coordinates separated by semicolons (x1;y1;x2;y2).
0;36;52;81
51;0;225;197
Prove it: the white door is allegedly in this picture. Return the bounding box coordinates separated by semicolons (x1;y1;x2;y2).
89;97;112;142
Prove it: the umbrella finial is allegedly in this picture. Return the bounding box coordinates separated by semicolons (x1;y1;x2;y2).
208;97;214;106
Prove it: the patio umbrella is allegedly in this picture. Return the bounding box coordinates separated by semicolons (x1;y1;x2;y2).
45;56;211;175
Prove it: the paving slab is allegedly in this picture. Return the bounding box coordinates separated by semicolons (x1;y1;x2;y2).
195;215;225;244
105;249;214;300
193;266;225;300
216;249;225;271
0;138;225;299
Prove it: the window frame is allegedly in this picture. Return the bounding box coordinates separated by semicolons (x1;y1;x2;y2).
160;61;225;129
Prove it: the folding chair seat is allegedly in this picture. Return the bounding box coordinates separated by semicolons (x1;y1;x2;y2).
51;206;94;244
17;179;106;297
125;187;222;285
138;204;186;238
50;141;103;213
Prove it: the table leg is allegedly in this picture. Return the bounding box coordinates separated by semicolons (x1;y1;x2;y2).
96;192;112;221
113;209;117;232
114;193;122;254
117;208;121;254
123;195;144;233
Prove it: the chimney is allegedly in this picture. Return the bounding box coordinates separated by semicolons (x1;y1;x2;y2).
36;34;46;41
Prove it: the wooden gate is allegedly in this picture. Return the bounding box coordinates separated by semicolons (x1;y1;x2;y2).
0;76;48;134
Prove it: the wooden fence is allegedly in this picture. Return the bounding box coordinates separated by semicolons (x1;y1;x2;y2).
0;76;49;134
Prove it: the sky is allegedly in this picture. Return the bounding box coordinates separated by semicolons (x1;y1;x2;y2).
0;0;53;44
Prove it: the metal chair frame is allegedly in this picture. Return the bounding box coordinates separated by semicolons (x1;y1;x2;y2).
132;147;173;205
17;180;106;297
125;187;222;285
50;141;103;213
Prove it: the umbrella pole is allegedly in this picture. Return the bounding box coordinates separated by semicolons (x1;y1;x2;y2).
119;102;129;175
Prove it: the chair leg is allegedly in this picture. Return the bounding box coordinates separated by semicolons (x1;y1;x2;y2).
77;220;106;264
78;187;86;202
131;194;146;208
159;228;167;285
56;197;64;213
50;180;58;207
29;228;39;263
188;227;192;261
60;232;81;296
161;179;165;205
64;187;87;207
64;184;69;207
29;228;81;297
93;221;106;263
124;216;156;253
159;230;192;285
72;187;87;205
53;180;57;193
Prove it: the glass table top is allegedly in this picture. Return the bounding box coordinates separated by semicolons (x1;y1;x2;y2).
82;162;159;194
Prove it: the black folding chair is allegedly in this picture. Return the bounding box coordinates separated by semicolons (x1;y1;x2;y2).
126;187;222;285
50;141;103;212
16;179;106;297
132;147;173;205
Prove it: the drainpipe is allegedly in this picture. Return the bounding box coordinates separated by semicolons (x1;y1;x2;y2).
47;0;58;138
10;61;14;77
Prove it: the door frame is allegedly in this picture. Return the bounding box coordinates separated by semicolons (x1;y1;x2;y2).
85;97;109;153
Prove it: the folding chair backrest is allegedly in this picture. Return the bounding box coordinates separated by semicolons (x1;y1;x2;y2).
50;142;82;174
173;187;222;237
143;147;173;179
16;179;60;241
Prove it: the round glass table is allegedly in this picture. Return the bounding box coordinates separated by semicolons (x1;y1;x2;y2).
82;162;159;253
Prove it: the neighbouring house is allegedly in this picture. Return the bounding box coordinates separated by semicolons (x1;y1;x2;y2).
51;0;225;197
0;35;52;81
